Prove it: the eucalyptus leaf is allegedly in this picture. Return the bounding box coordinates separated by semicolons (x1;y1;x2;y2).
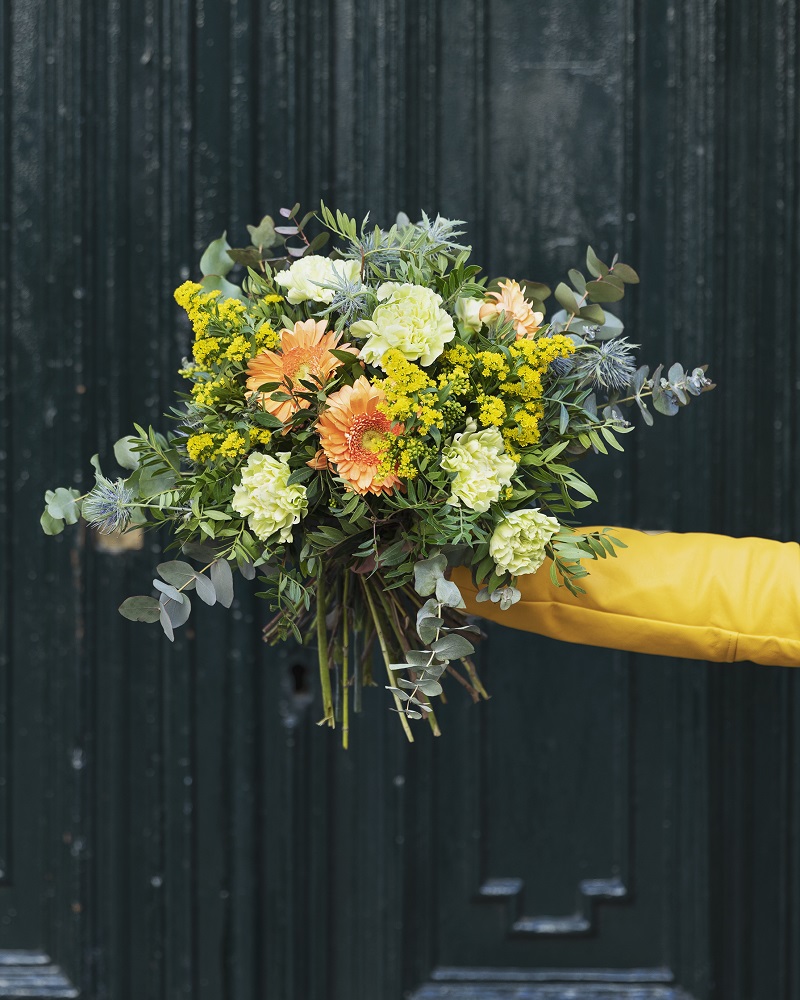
519;281;550;299
193;573;217;606
113;436;140;471
568;269;587;295
153;579;186;604
46;487;81;524
578;304;606;325
40;510;65;535
405;650;434;667
385;686;411;701
239;560;256;581
417;615;444;646
200;273;247;304
631;366;649;395
430;633;475;661
200;233;235;277
637;397;655;426
653;389;679;416
247;215;279;248
612;262;640;284
119;596;162;623
159;605;175;642
182;541;220;564
414;554;448;596
586;246;609;277
210;558;234;608
554;282;580;315
138;467;178;496
227;247;263;269
306;232;330;254
159;591;191;627
157;560;197;590
586;279;624;303
435;577;465;609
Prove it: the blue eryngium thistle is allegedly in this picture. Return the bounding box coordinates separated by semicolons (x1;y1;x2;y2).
572;337;639;391
317;267;374;324
82;476;135;533
342;228;405;272
410;211;469;255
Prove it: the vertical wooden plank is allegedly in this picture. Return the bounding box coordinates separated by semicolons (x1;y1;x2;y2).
7;0;62;958
0;0;12;895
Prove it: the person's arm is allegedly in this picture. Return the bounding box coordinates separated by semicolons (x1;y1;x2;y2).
453;527;800;667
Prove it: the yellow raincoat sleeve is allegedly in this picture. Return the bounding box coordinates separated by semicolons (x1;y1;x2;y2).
452;527;800;667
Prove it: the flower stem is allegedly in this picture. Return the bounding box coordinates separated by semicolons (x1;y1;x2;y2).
375;582;441;737
341;573;350;749
360;578;414;743
316;567;335;727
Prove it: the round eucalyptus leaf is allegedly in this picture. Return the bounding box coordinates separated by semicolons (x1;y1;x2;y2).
159;591;191;628
40;510;65;536
157;561;197;590
200;233;234;277
113;435;140;471
193;573;217;606
119;596;162;623
210;558;234;608
430;633;475;661
153;579;186;604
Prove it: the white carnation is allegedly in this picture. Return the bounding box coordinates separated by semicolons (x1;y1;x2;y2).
231;452;308;543
274;255;361;305
489;509;561;576
441;419;517;513
350;281;455;368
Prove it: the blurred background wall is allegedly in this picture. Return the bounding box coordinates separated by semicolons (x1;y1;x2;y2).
1;1;799;998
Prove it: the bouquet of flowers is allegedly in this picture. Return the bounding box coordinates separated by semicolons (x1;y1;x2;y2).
42;204;714;745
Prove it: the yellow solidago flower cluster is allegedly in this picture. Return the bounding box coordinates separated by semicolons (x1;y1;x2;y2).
186;427;272;464
498;334;576;452
477;394;507;427
173;281;279;377
435;333;575;455
375;434;432;482
378;349;445;433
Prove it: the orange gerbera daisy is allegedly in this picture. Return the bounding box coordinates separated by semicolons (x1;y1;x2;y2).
316;377;402;495
245;318;357;423
480;279;544;339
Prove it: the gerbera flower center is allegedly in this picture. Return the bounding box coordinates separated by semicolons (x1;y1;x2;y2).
346;414;391;465
282;346;321;382
361;429;384;453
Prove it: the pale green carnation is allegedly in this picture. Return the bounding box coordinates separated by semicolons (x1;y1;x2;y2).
351;281;456;368
231;452;308;543
441;419;516;513
455;295;483;333
274;255;361;305
489;508;561;576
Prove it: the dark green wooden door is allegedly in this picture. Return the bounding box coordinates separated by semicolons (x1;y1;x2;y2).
2;1;799;998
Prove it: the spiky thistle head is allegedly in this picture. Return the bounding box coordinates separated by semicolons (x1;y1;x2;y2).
341;224;405;272
317;262;375;323
571;337;639;392
82;476;136;533
411;211;469;255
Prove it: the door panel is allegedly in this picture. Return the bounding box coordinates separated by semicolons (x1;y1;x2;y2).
2;1;800;999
